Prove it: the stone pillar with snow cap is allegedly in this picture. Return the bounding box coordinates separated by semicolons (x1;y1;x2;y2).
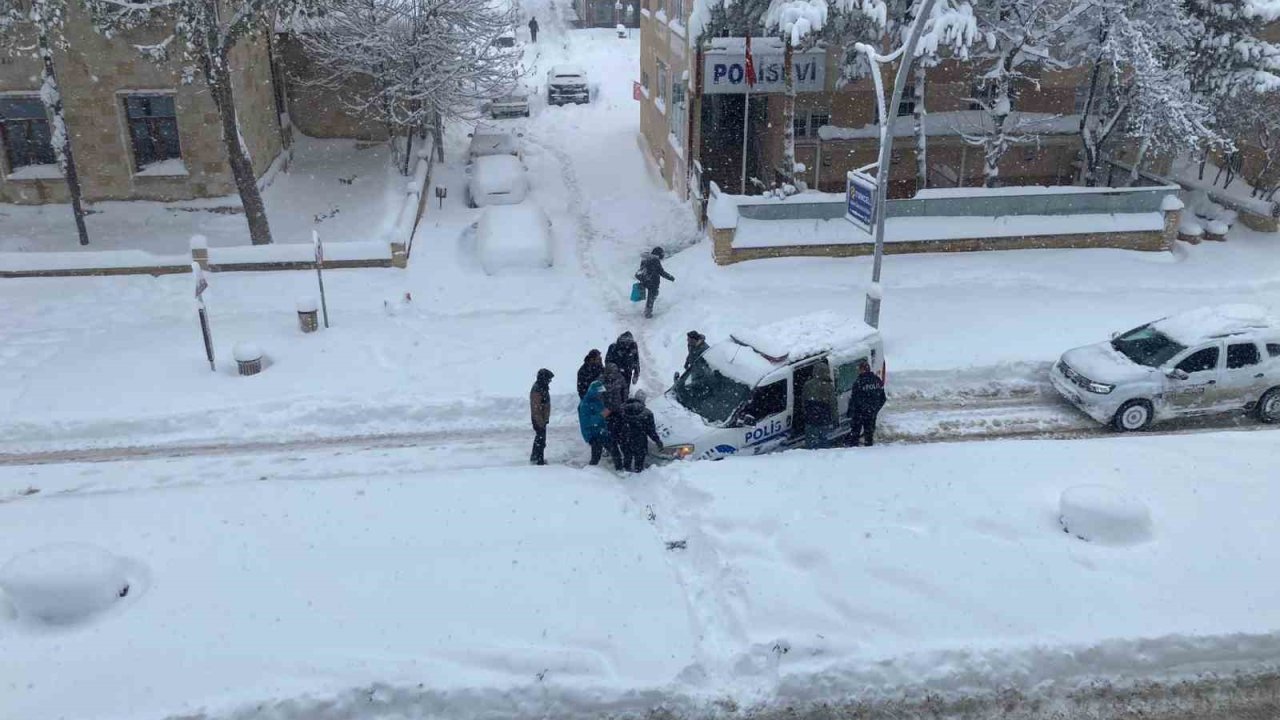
190;234;209;270
234;342;264;376
1160;195;1184;250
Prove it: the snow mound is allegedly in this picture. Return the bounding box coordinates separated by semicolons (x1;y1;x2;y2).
0;544;135;624
1059;485;1152;546
1152;304;1276;345
476;204;553;274
1178;220;1204;236
1206;220;1230;236
707;183;738;229
731;310;878;363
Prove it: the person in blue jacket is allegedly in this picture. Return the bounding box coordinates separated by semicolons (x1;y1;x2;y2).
579;379;622;468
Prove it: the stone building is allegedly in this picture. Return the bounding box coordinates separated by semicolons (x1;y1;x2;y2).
0;4;286;205
640;1;1102;213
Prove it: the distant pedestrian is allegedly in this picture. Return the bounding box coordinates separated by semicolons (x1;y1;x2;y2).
620;390;663;472
606;331;641;387
846;359;886;447
529;368;554;465
579;378;622;467
600;363;628;469
577;349;603;398
800;363;837;449
634;247;674;319
528;16;539;42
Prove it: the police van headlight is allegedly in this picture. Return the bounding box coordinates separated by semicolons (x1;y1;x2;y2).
666;444;695;459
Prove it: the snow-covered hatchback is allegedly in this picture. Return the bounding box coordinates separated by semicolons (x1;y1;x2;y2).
1051;304;1280;431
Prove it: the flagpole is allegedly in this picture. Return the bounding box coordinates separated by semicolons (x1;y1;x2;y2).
740;85;750;194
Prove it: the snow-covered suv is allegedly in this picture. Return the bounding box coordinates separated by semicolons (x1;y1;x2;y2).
546;65;590;105
1051;304;1280;431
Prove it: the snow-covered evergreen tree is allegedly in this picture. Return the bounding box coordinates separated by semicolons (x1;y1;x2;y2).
1182;0;1280;100
85;0;326;245
0;0;91;245
294;0;522;170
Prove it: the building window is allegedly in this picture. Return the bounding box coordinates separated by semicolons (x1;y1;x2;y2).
0;96;56;171
810;112;830;135
669;76;685;137
897;97;916;116
123;94;182;171
793;114;808;139
794;110;829;140
656;60;668;112
968;83;997;111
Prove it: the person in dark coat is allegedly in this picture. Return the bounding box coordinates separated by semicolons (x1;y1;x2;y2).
635;247;674;319
846;359;886;447
799;363;837;449
606;331;641;387
600;363;628;469
577;349;603;398
674;330;710;383
578;379;621;467
619;390;663;472
529;368;553;465
528;16;539;41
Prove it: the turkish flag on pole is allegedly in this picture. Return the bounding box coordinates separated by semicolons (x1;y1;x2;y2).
633;80;643;101
744;35;757;88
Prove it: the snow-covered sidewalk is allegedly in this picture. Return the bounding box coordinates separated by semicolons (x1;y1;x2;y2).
2;431;1279;719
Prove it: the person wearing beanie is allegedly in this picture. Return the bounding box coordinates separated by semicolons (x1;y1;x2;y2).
530;368;554;465
634;246;675;319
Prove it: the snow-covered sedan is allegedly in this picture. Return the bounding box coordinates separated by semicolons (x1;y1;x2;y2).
546;66;590;105
1051;304;1280;431
466;154;527;207
488;87;530;118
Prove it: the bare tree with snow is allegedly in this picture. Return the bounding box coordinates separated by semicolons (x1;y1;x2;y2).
1063;0;1219;186
294;0;523;171
1;0;91;245
85;0;326;245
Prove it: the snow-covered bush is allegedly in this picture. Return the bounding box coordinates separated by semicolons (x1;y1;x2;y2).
1178;220;1204;238
0;544;135;624
1058;485;1152;546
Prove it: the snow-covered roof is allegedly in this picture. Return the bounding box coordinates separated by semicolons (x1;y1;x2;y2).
730;311;878;364
549;65;586;77
1151;304;1278;345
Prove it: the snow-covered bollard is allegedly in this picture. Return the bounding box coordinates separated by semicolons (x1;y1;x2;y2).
233;342;264;376
1178;220;1204;245
617;23;626;37
0;544;135;625
296;296;319;333
1058;485;1153;546
1205;219;1229;242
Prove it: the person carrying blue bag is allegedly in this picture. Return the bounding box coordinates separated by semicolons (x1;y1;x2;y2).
579;378;622;468
633;246;674;318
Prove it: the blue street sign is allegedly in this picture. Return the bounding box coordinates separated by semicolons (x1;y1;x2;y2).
846;172;876;231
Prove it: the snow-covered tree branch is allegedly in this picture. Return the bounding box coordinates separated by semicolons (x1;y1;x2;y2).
0;0;92;245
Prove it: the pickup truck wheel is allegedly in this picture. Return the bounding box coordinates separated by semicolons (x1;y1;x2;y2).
1112;399;1153;432
1258;387;1280;423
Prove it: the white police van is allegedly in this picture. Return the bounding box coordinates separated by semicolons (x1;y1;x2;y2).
649;312;886;461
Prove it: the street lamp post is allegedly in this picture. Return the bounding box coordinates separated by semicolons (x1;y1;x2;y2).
856;0;938;329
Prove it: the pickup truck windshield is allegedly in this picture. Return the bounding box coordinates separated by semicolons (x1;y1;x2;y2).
1111;325;1186;367
673;356;752;424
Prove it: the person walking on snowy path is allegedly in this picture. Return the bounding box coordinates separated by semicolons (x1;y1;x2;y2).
600;363;628;470
577;349;603;399
528;16;539;42
635;247;674;319
846;359;886;447
606;331;641;387
800;363;837;450
578;379;621;467
619;390;663;472
529;368;554;465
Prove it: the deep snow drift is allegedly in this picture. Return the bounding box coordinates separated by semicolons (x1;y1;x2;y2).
2;431;1279;719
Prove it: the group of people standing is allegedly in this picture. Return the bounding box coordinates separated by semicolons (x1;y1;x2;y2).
574;332;663;472
800;359;886;449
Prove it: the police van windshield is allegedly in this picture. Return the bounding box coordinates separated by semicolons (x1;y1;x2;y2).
673;356;752;424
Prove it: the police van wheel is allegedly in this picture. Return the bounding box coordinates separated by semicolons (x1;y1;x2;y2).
1112;400;1153;432
1257;387;1280;423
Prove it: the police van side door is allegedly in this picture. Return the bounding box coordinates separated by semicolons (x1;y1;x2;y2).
737;375;791;455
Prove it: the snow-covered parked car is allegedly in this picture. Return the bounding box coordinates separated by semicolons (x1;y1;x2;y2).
488;87;530;118
467;128;521;162
475;204;552;274
466;154;527;207
546;65;590;105
1051;304;1280;431
649;311;885;461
